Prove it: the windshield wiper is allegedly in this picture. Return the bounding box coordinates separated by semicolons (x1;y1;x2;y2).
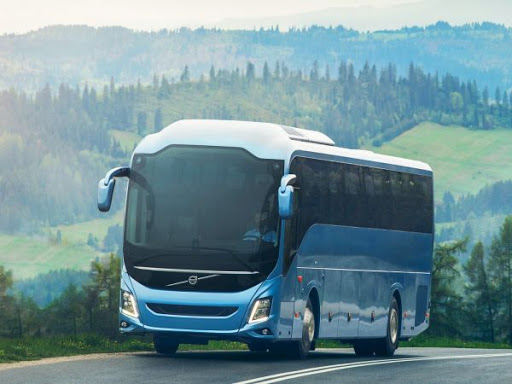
171;245;259;274
131;252;182;266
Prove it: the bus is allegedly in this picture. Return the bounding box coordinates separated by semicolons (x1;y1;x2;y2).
97;119;434;358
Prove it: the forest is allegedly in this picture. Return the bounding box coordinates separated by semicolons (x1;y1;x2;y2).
2;22;512;92
1;59;512;234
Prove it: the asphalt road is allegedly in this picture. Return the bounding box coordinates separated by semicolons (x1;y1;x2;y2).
1;348;511;384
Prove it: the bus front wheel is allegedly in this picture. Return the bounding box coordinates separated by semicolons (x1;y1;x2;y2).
154;334;179;356
374;297;399;357
294;297;316;359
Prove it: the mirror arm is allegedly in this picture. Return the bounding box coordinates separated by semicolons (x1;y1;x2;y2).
280;174;296;192
103;167;130;186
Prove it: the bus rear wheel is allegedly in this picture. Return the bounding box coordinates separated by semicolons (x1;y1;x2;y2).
374;297;399;357
153;334;179;355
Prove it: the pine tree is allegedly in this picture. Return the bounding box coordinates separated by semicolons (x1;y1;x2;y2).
263;61;271;85
137;111;147;135
464;241;496;341
488;216;512;343
430;239;467;336
180;65;190;82
246;62;255;82
154;108;163;132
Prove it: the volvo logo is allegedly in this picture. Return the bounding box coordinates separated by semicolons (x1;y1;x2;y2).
188;275;198;285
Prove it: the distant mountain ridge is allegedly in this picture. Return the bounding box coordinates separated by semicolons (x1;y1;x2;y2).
1;22;512;92
215;0;512;32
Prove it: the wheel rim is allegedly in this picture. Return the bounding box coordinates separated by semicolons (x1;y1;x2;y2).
389;308;398;344
302;304;315;351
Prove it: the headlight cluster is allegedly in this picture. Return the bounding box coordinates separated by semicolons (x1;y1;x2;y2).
121;290;139;318
249;297;272;323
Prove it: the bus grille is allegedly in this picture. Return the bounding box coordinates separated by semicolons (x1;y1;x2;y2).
147;303;238;317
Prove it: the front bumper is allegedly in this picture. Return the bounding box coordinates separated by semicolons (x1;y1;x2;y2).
119;272;282;343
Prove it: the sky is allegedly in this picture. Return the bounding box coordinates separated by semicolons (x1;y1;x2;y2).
1;0;510;35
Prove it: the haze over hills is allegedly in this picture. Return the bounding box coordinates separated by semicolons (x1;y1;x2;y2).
216;0;512;31
1;22;512;93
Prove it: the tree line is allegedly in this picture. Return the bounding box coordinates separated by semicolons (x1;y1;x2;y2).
437;181;512;224
0;255;120;338
2;60;512;234
433;216;512;343
3;22;512;93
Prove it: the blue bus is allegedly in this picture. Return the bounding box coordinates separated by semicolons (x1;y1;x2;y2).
97;120;433;358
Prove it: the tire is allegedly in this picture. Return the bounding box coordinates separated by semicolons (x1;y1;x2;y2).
153;334;179;356
353;340;374;357
291;297;316;359
374;297;400;357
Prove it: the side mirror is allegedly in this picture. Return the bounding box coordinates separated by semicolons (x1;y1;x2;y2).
97;166;130;212
278;174;296;219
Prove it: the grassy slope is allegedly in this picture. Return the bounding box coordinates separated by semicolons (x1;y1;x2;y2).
367;122;512;200
1;212;123;280
110;130;142;153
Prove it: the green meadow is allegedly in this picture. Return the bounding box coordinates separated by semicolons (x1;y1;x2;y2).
367;122;512;200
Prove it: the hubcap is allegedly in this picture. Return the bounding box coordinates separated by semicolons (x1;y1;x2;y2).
390;308;398;344
303;305;315;350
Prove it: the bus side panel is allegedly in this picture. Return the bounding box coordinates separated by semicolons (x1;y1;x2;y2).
358;272;388;338
319;269;341;338
400;273;431;338
296;224;433;340
337;270;360;338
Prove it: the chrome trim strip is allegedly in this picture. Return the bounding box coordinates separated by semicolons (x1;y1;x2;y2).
297;266;430;275
166;274;220;287
134;266;259;275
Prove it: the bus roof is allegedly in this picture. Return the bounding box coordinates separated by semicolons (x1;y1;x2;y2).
134;119;432;173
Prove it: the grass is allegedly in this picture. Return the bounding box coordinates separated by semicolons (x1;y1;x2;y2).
52;211;124;244
109;130;142;153
1;335;509;364
0;212;124;280
366;122;512;200
0;335;152;364
400;334;512;349
0;335;248;364
0;235;98;280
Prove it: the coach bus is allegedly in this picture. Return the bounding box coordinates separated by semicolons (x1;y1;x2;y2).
97;119;433;358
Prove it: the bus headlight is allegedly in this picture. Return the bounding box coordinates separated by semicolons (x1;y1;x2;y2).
121;290;139;318
249;297;272;323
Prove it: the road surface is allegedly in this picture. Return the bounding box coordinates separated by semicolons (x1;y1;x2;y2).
1;347;511;383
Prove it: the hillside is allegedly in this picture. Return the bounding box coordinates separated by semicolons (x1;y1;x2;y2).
1;22;512;92
367;122;512;200
1;213;123;280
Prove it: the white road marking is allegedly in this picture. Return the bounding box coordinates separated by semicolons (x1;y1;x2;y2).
233;352;512;384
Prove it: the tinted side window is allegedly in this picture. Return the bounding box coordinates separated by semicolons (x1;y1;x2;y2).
290;157;433;244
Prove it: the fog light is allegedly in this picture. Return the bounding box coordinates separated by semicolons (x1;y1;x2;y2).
256;328;273;335
249;298;272;324
121;290;139;318
120;321;129;328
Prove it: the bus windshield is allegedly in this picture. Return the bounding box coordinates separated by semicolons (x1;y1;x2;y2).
123;145;284;292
